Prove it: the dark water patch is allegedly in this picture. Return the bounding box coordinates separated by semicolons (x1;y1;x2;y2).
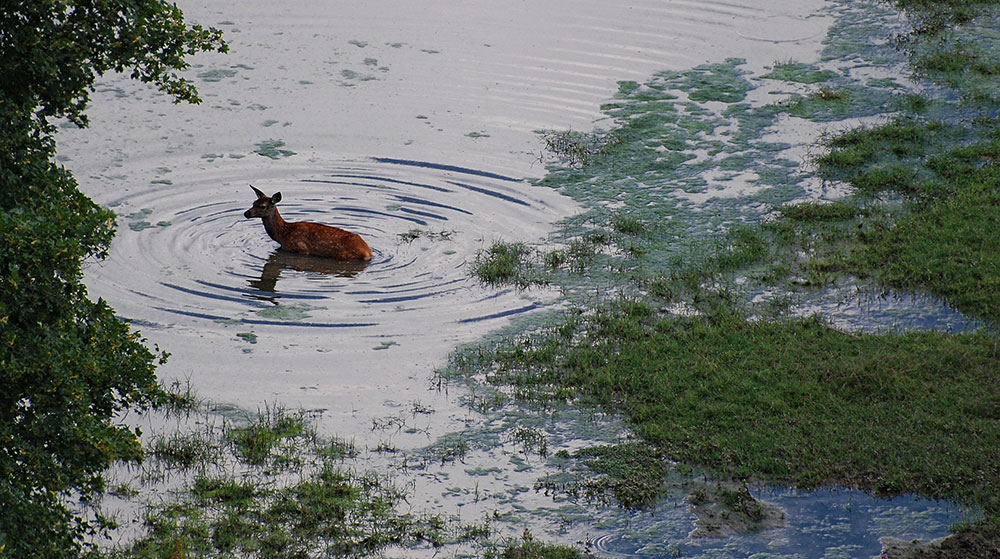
373;157;522;182
457;302;543;324
333;206;429;226
587;487;970;558
396;205;448;222
160;281;259;305
787;283;987;333
154;306;378;328
392;194;474;215
445;180;531;207
198;279;328;301
306;174;457;193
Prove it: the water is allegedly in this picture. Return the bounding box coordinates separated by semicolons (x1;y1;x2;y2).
59;0;832;445
55;0;974;555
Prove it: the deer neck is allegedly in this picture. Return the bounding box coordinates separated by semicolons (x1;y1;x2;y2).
261;208;288;243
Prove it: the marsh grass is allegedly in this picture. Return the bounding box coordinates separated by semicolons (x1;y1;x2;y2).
105;396;497;558
473;240;539;289
223;404;313;467
150;431;220;469
119;466;453;559
537;442;671;509
476;300;1000;512
540;129;622;167
484;533;586;559
806;119;1000;324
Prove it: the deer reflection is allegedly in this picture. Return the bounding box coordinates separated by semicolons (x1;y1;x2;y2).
249;249;368;292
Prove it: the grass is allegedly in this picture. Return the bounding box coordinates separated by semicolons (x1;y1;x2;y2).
108;0;1000;556
116;465;447;559
537;442;672;509
479;301;1000;510
223;405;312;467
540;129;622;167
151;431;219;469
804;121;1000;324
473;240;541;288
105;397;495;559
484;532;587;559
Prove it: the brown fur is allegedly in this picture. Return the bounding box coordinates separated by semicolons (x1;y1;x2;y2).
243;185;372;261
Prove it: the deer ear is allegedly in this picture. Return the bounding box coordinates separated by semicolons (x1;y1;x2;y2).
272;192;282;203
250;185;267;199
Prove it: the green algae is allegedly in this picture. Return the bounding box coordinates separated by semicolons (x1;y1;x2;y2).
236;332;257;344
256;304;314;321
197;68;237;82
762;61;840;84
254;139;296;159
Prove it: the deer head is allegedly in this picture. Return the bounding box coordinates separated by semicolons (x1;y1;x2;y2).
244;185;282;219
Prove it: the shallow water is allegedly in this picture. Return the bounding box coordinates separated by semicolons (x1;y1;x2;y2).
56;0;975;555
59;0;831;443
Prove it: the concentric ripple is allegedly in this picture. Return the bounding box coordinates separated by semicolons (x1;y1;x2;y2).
85;158;570;335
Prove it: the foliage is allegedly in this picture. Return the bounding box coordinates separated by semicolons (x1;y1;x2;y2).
0;2;225;558
0;0;226;129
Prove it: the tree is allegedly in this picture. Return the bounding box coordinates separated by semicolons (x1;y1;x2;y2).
0;2;226;557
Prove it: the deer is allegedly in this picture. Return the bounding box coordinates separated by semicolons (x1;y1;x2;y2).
243;185;373;261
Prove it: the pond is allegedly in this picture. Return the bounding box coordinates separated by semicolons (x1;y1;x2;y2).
57;0;975;556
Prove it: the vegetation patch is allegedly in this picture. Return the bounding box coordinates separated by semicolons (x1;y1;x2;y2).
102;397;500;558
762;60;839;84
537;442;671;509
798;119;1000;324
473;240;541;289
475;300;1000;506
484;532;587;559
254;139;296;159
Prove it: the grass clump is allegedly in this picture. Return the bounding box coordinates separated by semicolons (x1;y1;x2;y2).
485;532;586;559
539;442;671;509
541;129;622;167
473;241;541;288
106;396;481;559
480;304;1000;512
151;431;219;469
116;466;445;559
224;405;313;467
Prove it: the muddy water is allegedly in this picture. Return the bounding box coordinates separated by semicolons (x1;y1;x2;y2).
57;0;973;555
